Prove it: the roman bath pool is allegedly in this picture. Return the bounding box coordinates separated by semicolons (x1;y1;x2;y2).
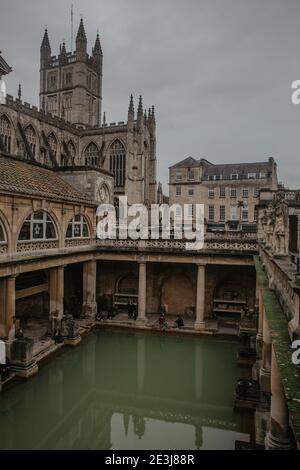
0;330;253;450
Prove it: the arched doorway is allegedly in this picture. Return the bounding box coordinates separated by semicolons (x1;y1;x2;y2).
114;273;138;311
161;274;195;315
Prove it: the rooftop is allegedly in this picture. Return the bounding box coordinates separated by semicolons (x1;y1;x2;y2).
0;153;94;205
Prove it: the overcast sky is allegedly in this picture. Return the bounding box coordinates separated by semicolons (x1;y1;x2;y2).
1;0;300;191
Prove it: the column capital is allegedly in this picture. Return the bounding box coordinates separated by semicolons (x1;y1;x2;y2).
195;262;207;268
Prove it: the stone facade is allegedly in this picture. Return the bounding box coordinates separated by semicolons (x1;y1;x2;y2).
0;19;157;207
169;156;278;232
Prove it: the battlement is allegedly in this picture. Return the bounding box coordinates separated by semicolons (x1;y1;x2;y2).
4;94;80;133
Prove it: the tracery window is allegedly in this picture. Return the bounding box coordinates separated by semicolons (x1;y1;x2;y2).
0;115;11;153
84;142;99;166
18;211;56;241
66;215;89;238
109;140;126;187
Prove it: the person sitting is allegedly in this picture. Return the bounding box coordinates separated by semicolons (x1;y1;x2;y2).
96;311;105;322
174;315;184;329
159;313;168;329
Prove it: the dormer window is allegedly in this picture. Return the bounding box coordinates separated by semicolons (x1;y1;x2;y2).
208;175;214;181
248;173;256;179
260;172;267;178
231;173;238;180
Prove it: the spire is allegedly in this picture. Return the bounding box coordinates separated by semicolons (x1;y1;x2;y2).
76;18;87;56
93;33;102;55
76;18;86;41
128;94;134;114
152;105;156;123
41;28;51;51
59;42;68;64
137;95;143;130
40;28;51;68
137;95;143;115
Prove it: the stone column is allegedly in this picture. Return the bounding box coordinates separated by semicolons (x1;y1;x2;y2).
137;261;146;324
266;346;294;449
49;266;64;333
5;275;16;341
260;308;271;393
82;260;97;320
256;284;264;358
195;264;206;330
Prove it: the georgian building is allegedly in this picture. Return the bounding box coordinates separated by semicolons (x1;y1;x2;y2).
169;157;278;232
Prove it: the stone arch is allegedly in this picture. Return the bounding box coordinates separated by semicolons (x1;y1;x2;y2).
109;139;126;188
116;273;138;296
0;210;10;249
16;209;61;246
65;213;92;239
83;141;100;166
0;113;13;153
161;273;195;315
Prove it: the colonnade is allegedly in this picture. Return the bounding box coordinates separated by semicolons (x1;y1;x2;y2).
256;284;294;449
135;260;206;329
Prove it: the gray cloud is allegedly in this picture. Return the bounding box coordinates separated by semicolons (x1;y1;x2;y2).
1;0;300;191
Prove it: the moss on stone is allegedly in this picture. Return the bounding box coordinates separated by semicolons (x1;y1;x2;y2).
255;256;300;443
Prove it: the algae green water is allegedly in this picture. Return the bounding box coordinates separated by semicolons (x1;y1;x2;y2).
0;330;252;450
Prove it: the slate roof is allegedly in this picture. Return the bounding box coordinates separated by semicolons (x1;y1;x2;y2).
170;157;211;169
203;161;273;180
0;154;93;204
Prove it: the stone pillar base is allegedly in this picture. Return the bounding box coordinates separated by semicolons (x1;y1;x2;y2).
265;431;295;450
11;362;39;379
136;317;146;326
260;367;271;393
194;321;206;331
64;335;82;347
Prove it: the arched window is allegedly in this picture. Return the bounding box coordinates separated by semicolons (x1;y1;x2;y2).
0;219;6;242
0;115;12;153
48;133;58;158
84;142;99;166
66;215;89;238
24;125;37;158
19;211;56;241
109;140;126;187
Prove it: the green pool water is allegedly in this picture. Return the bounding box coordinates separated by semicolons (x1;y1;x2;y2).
0;330;252;450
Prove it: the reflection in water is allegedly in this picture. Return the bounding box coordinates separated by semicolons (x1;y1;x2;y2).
0;330;252;450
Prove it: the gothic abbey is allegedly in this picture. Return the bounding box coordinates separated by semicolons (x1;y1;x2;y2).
0;19;157;207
